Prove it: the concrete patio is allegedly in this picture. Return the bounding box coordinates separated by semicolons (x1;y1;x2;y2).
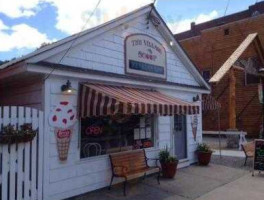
69;161;264;200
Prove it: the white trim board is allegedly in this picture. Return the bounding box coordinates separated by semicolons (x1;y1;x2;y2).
27;64;210;94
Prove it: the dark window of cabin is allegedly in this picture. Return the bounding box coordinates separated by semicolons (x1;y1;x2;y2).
202;70;211;82
224;28;230;35
245;73;260;85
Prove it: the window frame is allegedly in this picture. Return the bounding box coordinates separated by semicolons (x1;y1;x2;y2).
78;115;158;161
245;71;260;86
202;70;211;82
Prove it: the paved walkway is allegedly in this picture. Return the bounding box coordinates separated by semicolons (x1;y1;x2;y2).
196;173;264;200
70;162;264;200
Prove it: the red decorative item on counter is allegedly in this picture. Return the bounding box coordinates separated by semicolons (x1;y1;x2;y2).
142;140;152;148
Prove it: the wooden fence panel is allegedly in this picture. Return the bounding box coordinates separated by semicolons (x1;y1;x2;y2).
2;107;10;200
17;106;25;200
24;107;31;200
0;106;44;200
37;111;44;200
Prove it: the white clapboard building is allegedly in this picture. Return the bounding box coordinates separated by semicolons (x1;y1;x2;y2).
0;4;210;200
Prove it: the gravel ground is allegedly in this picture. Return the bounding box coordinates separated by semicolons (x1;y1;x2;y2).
211;155;253;171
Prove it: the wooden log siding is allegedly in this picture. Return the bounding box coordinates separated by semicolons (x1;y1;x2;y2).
202;95;221;111
229;68;237;129
79;84;199;117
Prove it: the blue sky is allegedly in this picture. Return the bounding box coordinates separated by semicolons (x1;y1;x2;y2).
0;0;260;61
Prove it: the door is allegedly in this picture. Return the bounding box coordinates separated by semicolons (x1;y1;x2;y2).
174;115;187;160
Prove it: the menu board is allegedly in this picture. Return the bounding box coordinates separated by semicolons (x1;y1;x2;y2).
253;139;264;171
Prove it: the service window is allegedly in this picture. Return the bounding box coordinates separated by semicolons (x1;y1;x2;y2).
202;70;211;82
80;114;155;158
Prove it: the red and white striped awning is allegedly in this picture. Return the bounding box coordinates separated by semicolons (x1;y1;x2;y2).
79;84;199;117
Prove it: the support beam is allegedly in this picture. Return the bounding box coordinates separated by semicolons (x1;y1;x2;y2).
229;67;236;129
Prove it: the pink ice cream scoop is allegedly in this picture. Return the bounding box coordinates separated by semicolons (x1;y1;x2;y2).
49;101;77;129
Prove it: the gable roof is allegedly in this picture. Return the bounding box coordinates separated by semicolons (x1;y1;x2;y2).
210;33;264;83
0;4;210;91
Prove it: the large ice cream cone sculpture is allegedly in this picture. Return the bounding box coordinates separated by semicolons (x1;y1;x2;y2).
192;126;197;141
49;101;77;161
191;115;198;141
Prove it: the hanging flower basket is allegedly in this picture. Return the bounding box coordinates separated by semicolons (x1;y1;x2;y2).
0;134;15;144
0;124;37;144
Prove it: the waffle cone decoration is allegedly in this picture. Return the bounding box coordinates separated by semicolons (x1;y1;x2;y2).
191;115;198;141
49;101;77;161
192;126;197;141
55;128;72;161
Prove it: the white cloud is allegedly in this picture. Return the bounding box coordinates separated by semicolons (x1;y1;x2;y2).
0;20;8;30
168;10;218;34
0;0;155;53
46;0;155;34
0;20;54;52
0;0;157;34
0;0;44;18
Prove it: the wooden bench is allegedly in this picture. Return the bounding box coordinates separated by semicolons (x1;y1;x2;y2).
109;149;160;196
241;141;254;166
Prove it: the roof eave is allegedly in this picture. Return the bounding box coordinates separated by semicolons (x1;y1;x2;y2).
28;62;210;94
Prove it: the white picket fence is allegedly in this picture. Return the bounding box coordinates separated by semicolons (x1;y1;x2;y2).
0;106;44;200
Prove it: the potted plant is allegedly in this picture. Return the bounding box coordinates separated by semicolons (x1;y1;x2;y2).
196;143;213;166
159;147;178;178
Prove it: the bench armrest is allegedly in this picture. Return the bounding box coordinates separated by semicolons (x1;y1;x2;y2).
113;165;128;176
146;158;159;167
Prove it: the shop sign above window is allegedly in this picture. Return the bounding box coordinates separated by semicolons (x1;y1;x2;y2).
125;34;166;79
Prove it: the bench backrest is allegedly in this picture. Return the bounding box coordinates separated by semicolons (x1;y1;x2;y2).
109;149;148;174
242;141;254;155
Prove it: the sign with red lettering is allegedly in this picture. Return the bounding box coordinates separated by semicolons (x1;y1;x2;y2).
85;126;103;136
125;34;166;79
57;129;71;139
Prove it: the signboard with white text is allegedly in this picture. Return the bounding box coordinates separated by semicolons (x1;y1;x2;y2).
125;34;166;79
253;139;264;176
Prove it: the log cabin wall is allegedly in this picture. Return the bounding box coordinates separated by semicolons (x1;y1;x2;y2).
0;79;44;110
175;9;264;137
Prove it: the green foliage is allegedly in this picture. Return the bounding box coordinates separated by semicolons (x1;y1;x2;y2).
1;124;36;136
0;123;37;144
1;125;19;135
197;143;212;153
159;146;178;163
166;156;177;163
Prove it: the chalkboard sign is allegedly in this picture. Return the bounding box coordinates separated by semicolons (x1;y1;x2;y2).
253;139;264;172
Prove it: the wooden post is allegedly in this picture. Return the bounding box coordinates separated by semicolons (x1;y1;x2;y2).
229;67;236;129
